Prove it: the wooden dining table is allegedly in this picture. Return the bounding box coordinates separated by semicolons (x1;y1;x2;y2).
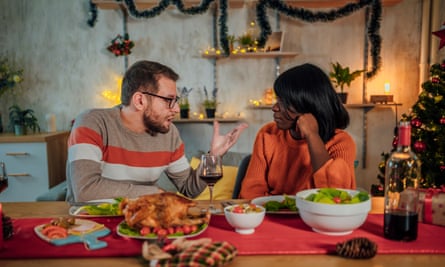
1;200;445;267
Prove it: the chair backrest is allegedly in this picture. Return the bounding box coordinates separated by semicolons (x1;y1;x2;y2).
232;154;251;199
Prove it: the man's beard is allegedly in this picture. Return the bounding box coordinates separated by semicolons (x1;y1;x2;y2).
143;113;169;136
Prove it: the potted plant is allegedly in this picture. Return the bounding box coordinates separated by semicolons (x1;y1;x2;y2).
178;87;193;119
227;34;236;52
237;33;256;52
1;58;24;133
203;86;218;118
8;104;40;135
329;62;364;104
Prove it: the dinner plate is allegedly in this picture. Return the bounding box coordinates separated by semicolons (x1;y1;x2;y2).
251;195;298;214
116;221;209;240
69;199;123;217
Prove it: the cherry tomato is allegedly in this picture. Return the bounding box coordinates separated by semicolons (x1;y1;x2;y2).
156;228;168;237
182;225;191;234
232;206;244;213
139;226;151;236
167;227;175;235
333;196;341;204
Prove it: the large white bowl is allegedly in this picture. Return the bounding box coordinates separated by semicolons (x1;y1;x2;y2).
224;204;266;235
295;188;371;236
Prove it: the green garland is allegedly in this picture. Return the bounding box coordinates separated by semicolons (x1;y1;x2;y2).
87;0;382;77
123;0;214;17
87;0;98;27
256;0;381;78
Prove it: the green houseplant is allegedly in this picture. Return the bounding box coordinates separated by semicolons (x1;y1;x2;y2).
202;86;218;118
178;87;193;119
8;104;40;135
329;62;364;104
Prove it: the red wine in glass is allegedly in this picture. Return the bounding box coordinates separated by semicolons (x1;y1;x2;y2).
199;154;223;213
200;173;222;185
0;162;7;194
0;179;7;194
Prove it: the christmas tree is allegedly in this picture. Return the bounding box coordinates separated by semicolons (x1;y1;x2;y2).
372;23;445;193
401;60;445;188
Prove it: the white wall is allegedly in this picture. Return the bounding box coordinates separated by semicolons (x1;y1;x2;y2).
1;0;444;192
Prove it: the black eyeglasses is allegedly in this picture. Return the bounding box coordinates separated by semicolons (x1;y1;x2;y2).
141;92;180;109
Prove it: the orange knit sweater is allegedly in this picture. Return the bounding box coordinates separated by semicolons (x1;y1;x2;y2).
239;122;356;199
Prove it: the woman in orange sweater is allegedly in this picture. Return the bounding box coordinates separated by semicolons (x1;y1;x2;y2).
239;63;356;199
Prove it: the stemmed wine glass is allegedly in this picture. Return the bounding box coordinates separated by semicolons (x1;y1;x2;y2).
199;154;223;213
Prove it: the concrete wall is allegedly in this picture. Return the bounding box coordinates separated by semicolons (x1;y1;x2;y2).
1;0;444;192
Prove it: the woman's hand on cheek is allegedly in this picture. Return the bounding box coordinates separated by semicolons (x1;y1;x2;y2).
296;114;319;139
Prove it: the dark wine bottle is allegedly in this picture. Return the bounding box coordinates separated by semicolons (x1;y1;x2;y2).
383;121;421;241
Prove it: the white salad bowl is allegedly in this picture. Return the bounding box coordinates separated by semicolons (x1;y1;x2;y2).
295;188;371;236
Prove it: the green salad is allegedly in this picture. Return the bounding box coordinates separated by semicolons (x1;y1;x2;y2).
263;195;297;212
81;197;123;215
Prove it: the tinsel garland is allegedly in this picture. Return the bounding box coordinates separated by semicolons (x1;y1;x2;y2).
256;0;381;78
87;0;98;27
87;0;382;77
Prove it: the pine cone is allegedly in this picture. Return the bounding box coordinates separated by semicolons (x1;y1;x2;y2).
2;213;14;240
336;237;377;259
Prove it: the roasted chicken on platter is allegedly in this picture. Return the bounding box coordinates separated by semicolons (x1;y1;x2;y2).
119;192;210;229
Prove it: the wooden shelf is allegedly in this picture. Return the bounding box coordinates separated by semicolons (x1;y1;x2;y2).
92;0;403;9
248;103;402;110
173;118;243;123
202;51;298;59
346;103;402;109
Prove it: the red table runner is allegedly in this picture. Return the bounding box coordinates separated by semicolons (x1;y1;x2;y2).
1;214;445;259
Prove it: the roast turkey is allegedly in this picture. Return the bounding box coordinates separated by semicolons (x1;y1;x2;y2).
119;192;210;229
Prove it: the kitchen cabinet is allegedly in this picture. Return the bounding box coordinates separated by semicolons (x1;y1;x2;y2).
0;131;69;202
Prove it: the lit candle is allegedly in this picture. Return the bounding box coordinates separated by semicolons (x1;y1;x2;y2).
384;82;391;94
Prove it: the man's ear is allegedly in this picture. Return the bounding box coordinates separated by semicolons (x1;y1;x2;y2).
132;92;146;111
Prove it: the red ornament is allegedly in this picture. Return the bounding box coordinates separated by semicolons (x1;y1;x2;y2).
433;22;445;50
411;118;422;128
432;77;440;83
392;135;399;149
440;117;445;125
440;166;445;172
413;140;426;153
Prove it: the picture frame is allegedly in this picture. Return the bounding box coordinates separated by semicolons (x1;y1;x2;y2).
264;31;284;52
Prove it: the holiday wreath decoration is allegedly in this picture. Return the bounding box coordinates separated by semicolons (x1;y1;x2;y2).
87;0;382;78
107;33;135;57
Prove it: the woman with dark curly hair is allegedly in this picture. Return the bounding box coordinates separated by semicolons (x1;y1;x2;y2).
239;63;356;199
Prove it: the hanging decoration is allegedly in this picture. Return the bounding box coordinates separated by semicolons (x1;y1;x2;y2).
87;0;382;77
107;33;135;57
87;0;98;27
433;21;445;50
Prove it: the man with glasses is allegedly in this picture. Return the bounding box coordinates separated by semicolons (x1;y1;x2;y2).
66;60;248;202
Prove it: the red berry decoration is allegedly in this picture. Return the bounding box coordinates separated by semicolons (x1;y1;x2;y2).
413;140;426;153
432;77;440;83
440;165;445;172
392;136;399;149
411;118;422;128
440;117;445;125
